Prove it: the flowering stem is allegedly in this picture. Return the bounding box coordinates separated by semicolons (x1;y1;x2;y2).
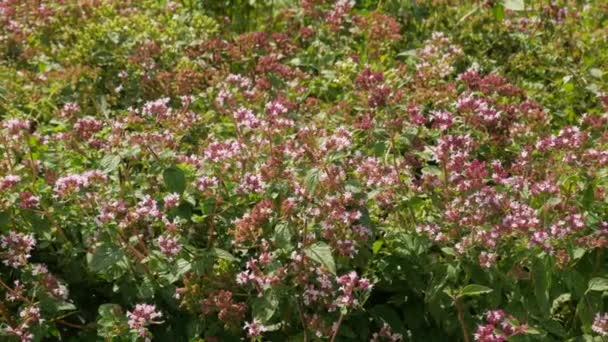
0;136;14;173
0;299;15;326
56;319;93;330
295;299;309;342
594;248;604;275
455;297;470;342
330;313;345;342
24;134;38;183
0;278;29;303
207;196;219;247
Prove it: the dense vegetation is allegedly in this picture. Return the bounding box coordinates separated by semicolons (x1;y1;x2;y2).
1;0;608;341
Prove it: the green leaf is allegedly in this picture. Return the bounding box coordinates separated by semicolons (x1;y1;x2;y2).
533;257;551;313
305;169;321;195
40;296;77;313
372;240;384;255
396;49;418;58
589;68;603;79
98;303;123;321
252;290;278;324
55;301;77;311
304;242;336;275
582;182;595;208
208;248;238;262
163;166;186;194
587;277;608;293
542;319;566;337
493;4;505;20
137;276;156;299
273;222;293;250
171;202;193;220
100;154;121;172
441;247;456;256
459;284;493;297
0;211;9;230
573;248;586;260
369;305;405;334
576;298;594;333
503;0;524;11
524;326;541;335
87;242;128;279
97;303;126;338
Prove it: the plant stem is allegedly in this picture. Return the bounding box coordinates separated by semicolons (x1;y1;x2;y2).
330;314;345;342
0;299;15;326
455;297;470;342
296;300;309;342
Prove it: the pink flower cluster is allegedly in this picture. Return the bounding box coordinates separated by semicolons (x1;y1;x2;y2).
1;231;36;269
127;304;162;339
244;318;267;338
593;312;608;337
474;310;527;342
6;305;42;342
2;118;30;136
53;170;107;197
74;116;104;140
157;235;182;257
195;175;218;192
371;323;403;342
236;247;284;293
334;271;372;309
0;174;20;190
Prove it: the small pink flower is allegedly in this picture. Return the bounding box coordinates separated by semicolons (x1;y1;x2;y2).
1;231;36;269
195;176;218;191
0;174;20;190
127;304;162;338
163;193;180;210
3;118;30;135
157;235;182;257
593;312;608;336
244;319;266;338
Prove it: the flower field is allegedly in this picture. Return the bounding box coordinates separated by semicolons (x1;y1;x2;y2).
1;0;608;341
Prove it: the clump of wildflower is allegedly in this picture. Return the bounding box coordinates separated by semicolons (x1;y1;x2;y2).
1;231;36;269
479;251;497;269
157;235;182;257
334;271;372;309
231;199;273;244
233;106;260;129
474;310;527;342
6;305;42;342
195;176;218;191
238;173;266;194
431;110;455;130
3;118;30;136
74;116;104;140
0;174;20;190
371;322;403;342
19;191;40;209
592;312;608;336
127;304;163;340
31;264;69;299
163;193;180;210
142;97;172;120
416;224;447;243
53;170;106;197
204;139;243;162
202;290;247;326
135;195;162;220
244;319;267;338
326;0;354;30
59;102;80;118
